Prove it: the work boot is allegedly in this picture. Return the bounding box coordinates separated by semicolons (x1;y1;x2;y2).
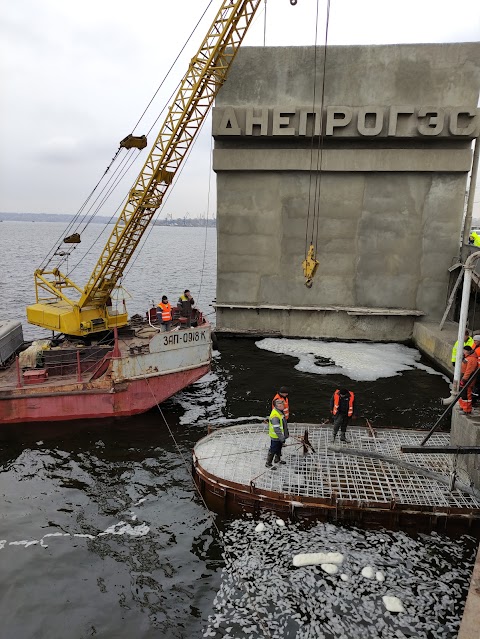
265;452;275;468
274;455;286;465
340;436;350;443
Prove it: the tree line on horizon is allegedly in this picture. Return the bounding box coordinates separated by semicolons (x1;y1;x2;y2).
0;212;216;227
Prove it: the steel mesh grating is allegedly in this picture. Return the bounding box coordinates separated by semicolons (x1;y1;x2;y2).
194;423;480;510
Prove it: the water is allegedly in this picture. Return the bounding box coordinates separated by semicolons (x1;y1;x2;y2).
0;221;477;638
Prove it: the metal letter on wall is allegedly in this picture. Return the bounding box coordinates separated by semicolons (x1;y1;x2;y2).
298;109;322;136
448;108;478;136
272;108;296;136
388;106;414;136
417;107;445;136
217;107;242;135
357;107;384;136
325;107;353;135
245;108;269;136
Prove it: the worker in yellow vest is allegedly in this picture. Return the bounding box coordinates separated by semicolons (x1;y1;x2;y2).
451;330;474;366
157;295;173;332
265;398;289;469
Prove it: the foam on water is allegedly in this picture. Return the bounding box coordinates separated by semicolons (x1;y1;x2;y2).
256;338;450;383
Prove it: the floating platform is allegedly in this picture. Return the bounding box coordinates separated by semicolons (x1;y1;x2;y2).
192;423;480;534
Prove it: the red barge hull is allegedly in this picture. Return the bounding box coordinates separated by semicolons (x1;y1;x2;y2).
0;321;212;425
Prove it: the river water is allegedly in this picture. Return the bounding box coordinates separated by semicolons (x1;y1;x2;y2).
0;221;477;638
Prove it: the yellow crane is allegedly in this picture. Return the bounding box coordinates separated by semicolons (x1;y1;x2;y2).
27;0;298;337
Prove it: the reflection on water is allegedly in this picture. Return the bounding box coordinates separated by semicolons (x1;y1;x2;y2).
0;222;475;638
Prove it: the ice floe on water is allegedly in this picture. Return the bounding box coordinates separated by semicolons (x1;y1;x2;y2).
204;518;475;638
256;338;450;382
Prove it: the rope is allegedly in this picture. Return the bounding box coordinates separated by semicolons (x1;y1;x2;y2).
304;0;321;256
263;0;267;46
198;133;214;300
38;1;215;274
312;0;331;251
118;334;274;639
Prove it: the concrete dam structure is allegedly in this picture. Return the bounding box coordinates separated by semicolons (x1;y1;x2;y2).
213;43;480;341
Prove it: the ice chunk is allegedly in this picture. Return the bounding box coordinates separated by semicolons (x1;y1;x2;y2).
361;566;375;579
292;552;344;567
340;573;349;581
321;563;339;575
255;523;266;533
376;570;385;582
275;519;286;527
382;595;405;613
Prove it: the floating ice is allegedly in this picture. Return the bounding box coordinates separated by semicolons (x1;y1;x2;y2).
0;540;7;550
275;519;286;527
321;563;339;575
340;573;350;581
255;523;266;533
292;552;344;567
256;338;449;382
376;570;385;582
361;566;375;579
382;595;406;613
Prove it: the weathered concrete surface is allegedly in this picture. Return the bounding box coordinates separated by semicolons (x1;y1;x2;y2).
458;543;480;639
413;319;458;375
451;413;480;489
214;43;480;340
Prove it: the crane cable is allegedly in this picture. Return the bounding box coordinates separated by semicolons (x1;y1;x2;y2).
38;1;216;273
117;333;274;639
302;0;331;287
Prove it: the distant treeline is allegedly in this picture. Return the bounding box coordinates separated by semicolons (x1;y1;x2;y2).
0;212;216;227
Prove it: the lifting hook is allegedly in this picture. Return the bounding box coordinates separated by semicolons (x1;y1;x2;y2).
302;243;319;288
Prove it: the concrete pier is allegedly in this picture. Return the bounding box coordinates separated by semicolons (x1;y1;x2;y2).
214;43;480;341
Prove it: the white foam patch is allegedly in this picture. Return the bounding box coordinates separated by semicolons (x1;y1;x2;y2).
256;338;446;382
361;566;375;578
98;521;150;537
1;518;149;550
293;552;344;567
382;595;406;613
321;563;339;575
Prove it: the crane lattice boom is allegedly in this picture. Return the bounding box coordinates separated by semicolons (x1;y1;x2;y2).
27;0;264;336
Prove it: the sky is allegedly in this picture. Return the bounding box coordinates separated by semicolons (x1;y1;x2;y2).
0;0;480;220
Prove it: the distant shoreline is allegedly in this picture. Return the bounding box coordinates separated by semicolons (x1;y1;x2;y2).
0;212;216;228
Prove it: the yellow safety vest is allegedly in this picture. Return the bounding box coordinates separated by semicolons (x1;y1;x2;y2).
268;408;285;439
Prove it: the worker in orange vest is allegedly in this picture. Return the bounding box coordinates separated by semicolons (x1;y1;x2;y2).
471;335;480;406
157;295;173;332
459;345;478;414
330;388;355;443
272;386;290;420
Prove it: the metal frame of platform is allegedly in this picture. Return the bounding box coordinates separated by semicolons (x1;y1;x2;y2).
193;423;480;530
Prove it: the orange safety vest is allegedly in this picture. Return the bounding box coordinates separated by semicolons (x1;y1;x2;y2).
332;390;354;417
272;393;289;419
158;302;172;322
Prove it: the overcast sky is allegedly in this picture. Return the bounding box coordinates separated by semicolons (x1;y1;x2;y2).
1;0;479;219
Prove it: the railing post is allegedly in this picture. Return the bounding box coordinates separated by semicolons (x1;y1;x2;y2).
76;350;82;383
112;326;121;358
16;356;23;389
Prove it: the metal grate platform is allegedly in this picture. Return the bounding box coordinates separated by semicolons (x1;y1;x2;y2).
194;423;480;511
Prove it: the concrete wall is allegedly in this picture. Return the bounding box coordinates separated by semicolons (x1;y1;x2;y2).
213;43;480;340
